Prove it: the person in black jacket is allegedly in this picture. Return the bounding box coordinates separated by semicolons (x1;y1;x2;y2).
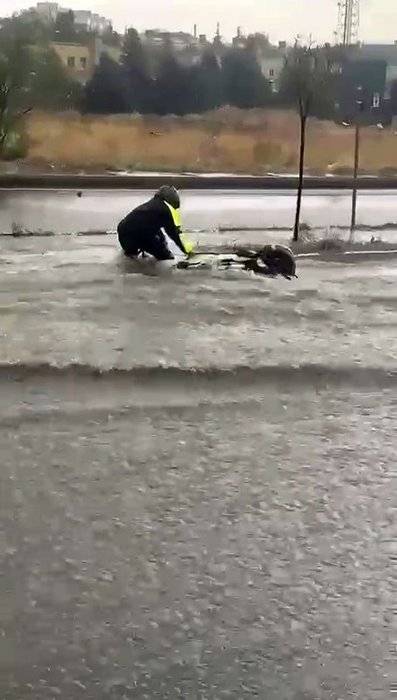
117;185;189;260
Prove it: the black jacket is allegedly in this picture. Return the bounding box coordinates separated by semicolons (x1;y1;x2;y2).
117;196;186;253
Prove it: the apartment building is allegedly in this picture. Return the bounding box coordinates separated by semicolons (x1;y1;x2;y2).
31;2;111;35
51;37;121;84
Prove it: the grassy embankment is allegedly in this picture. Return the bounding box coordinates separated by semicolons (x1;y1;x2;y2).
21;108;397;175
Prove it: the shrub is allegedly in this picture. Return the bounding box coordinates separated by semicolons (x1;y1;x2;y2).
1;130;28;160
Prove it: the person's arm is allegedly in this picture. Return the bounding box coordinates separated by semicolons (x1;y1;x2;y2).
165;222;187;254
163;205;188;254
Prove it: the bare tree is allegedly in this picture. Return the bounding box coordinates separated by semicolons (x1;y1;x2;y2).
281;44;338;241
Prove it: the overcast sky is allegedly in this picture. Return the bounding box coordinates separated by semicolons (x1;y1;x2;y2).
2;0;397;44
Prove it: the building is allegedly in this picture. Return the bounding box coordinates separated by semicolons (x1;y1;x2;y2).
230;30;288;92
30;2;112;35
334;43;397;122
51;37;121;84
257;50;285;92
92;14;112;34
141;29;203;68
73;10;112;34
337;57;387;123
232;27;245;49
34;2;59;22
72;9;91;30
353;43;397;100
142;30;198;52
51;40;92;82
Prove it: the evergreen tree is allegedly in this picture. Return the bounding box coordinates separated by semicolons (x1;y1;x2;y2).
84;54;128;114
195;49;223;112
29;48;81;109
0;12;51;47
222;48;271;109
121;28;152;112
102;27;121;48
154;39;190;115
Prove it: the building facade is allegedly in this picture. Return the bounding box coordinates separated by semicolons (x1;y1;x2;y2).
34;2;59;22
142;30;198;52
51;41;92;82
336;43;397;122
51;37;121;84
337;58;387;123
356;44;397;103
30;2;112;35
257;54;285;91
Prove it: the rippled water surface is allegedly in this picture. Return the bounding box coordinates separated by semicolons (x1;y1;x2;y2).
1;232;396;699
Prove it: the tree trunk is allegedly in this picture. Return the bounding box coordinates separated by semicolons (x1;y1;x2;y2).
293;113;307;242
349;121;360;243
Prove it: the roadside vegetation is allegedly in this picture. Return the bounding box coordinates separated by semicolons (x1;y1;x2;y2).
23;108;397;175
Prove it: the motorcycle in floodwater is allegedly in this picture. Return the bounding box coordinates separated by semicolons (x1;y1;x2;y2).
177;244;297;279
122;244;297;280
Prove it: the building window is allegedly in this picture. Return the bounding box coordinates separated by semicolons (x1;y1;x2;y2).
67;56;75;68
269;68;274;77
80;57;87;69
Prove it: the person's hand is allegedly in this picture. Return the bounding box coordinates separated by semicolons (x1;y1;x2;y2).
180;233;195;256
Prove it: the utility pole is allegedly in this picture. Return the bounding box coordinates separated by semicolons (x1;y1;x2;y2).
337;0;360;46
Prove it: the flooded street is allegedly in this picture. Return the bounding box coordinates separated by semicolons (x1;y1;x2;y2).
0;229;396;698
1;188;397;237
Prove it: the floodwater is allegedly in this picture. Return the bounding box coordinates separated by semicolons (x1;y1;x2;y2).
0;227;396;698
1;188;397;237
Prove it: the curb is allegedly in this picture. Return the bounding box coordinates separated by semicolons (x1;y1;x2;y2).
2;174;397;190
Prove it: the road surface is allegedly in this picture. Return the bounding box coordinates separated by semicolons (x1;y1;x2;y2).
0;232;395;699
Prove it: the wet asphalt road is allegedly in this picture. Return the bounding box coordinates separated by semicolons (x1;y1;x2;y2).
0;232;396;699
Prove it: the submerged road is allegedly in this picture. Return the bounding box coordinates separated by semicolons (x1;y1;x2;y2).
0;233;396;698
0;188;397;239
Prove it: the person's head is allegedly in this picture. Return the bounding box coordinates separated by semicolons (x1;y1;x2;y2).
155;185;180;210
260;245;297;279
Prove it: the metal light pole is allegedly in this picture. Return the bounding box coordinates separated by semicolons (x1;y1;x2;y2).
349;87;364;243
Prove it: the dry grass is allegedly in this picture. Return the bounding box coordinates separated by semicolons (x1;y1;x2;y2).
24;108;397;174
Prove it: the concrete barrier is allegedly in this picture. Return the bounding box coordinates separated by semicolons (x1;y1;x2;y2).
296;249;397;262
1;173;397;190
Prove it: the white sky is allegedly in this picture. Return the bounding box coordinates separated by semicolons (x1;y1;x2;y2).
1;0;397;44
